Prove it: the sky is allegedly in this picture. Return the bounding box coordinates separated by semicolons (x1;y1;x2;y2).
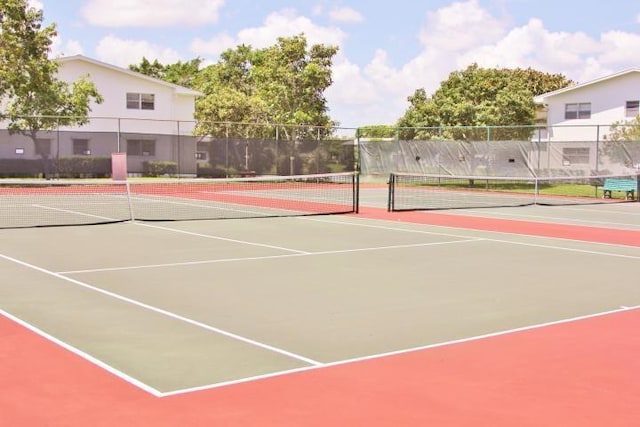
30;0;640;129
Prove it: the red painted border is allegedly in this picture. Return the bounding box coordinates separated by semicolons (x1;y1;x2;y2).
2;309;639;426
355;207;640;247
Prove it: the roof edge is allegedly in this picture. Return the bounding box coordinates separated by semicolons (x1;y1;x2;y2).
534;68;640;103
57;54;203;97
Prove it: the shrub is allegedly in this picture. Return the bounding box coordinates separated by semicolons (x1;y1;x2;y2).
143;161;177;177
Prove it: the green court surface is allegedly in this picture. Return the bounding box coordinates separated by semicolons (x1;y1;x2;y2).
1;198;639;394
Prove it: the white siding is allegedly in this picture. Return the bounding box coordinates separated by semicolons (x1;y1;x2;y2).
56;56;199;135
538;71;640;141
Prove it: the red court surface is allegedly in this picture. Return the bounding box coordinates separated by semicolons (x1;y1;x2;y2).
2;307;639;426
358;207;640;247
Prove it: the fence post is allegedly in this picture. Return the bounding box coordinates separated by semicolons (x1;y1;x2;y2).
595;125;600;174
225;122;229;177
275;125;279;175
55;117;60;178
176;120;181;176
117;118;121;152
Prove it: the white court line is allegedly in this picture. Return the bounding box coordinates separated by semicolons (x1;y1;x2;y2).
160;304;640;397
452;209;640;230
554;204;640;217
136;222;310;254
0;308;163;397
128;195;277;217
57;238;483;275
306;216;640;252
103;216;638;276
0;252;321;368
32;204;122;222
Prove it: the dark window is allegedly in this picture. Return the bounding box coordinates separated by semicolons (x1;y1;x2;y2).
126;139;155;156
565;103;591;120
126;92;155;110
626;100;639;118
141;93;155;110
195;151;207;160
73;139;90;155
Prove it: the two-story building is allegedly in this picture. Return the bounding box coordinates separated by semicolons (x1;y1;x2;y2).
0;55;203;176
533;69;640;173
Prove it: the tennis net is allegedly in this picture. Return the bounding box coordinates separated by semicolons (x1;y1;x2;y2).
388;172;639;211
0;172;359;229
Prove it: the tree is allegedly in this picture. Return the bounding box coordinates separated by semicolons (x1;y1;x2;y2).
602;115;640;169
194;34;338;139
607;115;640;142
0;0;103;175
129;35;338;140
357;125;397;139
129;57;202;88
397;64;572;140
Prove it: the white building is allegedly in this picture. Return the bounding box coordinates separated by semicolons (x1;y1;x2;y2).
532;69;640;174
534;69;640;141
1;55;203;176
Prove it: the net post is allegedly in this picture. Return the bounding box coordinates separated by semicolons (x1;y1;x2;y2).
387;173;394;211
354;172;360;213
125;180;135;222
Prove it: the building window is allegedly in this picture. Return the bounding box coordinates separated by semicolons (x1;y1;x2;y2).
626;100;639;118
127;139;155;156
195;151;207;160
35;139;51;156
562;147;590;165
126;92;155;110
565;103;591;120
73;139;91;155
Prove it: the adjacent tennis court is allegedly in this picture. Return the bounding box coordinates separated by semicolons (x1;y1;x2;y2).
1;177;639;425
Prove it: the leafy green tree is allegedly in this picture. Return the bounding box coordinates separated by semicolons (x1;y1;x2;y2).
128;57;165;79
1;0;103;174
602;115;640;168
129;57;202;88
397;64;572;140
607;115;640;141
357;125;397;139
130;35;338;140
194;35;338;139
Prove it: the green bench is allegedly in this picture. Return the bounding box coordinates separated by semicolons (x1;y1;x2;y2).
602;178;637;200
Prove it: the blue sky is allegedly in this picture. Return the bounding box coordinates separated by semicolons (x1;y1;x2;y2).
32;0;640;128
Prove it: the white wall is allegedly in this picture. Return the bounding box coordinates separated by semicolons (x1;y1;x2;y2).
56;58;198;135
543;72;640;141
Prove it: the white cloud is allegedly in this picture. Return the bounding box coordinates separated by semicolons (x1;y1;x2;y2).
597;31;640;68
419;0;506;52
72;1;640;128
328;0;640;127
28;0;43;10
236;9;346;49
82;0;224;27
190;33;236;56
50;35;84;58
95;35;182;67
328;7;364;24
191;9;347;57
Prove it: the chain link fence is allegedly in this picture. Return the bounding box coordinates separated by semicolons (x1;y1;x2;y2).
0;118;357;178
360;125;640;179
1;119;638;179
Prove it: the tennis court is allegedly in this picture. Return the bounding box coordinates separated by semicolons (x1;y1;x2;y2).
1;176;640;425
